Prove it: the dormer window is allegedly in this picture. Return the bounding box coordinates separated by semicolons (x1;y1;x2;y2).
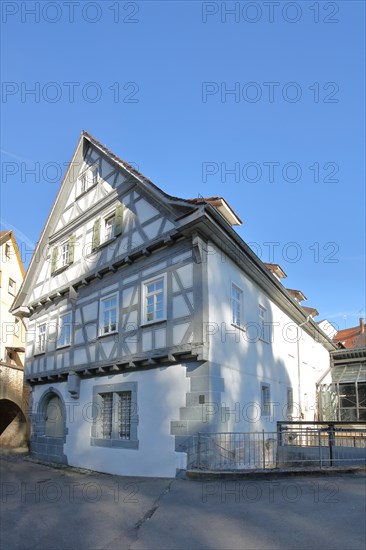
77;163;99;196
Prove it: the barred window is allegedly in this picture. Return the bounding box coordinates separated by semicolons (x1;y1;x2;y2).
101;393;113;438
118;391;132;439
91;383;138;449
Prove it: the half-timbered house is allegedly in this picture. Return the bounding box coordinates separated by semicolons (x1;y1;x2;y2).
11;131;337;476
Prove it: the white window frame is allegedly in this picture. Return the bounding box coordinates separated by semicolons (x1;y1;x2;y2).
77;163;99;197
99;293;119;336
259;305;269;342
261;384;271;417
5;243;11;258
103;213;116;242
231;283;243;327
60;241;70;268
37;323;47;354
8;278;16;296
141;274;167;325
58;312;72;348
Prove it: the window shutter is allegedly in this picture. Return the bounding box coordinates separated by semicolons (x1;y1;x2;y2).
114;203;124;237
92;218;101;250
51;247;58;273
68;235;76;264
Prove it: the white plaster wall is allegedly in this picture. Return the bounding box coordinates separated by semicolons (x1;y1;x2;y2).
31;364;189;478
207;241;330;432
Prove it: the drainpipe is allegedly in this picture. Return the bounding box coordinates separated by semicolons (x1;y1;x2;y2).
297;315;311;420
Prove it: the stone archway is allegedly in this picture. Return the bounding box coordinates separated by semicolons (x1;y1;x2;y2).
0;399;28;447
31;389;68;464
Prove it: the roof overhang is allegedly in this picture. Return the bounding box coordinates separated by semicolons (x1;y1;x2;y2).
264;263;287;279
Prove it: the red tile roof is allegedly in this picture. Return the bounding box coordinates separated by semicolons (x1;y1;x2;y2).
333;320;366;349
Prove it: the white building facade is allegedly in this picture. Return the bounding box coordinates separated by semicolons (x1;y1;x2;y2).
12;132;336;477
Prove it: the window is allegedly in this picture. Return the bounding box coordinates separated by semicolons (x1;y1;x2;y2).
261;384;271;417
37;323;47;354
61;241;70;267
101;391;131;439
58;313;72;347
92;204;124;250
91;382;138;449
259;305;269;342
104;215;115;241
77;163;99;196
51;235;75;274
100;393;113;438
8;278;16;295
99;294;118;335
287;388;294;418
338;383;366;421
231;284;243;326
5;243;11;258
142;276;166;324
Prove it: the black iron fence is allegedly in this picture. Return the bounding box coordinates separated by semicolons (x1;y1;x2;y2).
187;422;366;471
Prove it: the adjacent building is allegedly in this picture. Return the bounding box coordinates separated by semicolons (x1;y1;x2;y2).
11;131;337;476
0;230;28;447
318;319;366;422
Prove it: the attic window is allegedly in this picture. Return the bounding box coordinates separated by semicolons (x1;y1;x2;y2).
5;244;10;258
77;163;99;196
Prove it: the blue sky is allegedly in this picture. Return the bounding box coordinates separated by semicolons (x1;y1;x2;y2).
1;0;365;331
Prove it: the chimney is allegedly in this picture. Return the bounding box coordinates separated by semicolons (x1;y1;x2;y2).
360;318;365;334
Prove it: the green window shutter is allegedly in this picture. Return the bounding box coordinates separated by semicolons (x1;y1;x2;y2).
51;247;58;273
92;218;101;249
114;203;124;237
68;235;76;264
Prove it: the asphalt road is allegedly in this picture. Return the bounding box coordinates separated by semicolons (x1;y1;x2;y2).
1;456;365;550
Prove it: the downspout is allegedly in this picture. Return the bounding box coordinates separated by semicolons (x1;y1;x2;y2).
297;315;311;420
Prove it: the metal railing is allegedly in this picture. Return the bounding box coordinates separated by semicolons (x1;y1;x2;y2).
187;423;366;471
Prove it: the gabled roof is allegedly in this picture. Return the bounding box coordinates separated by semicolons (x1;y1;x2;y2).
0;230;12;240
83;132;242;225
10;131;239;312
0;230;25;277
10;131;337;352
